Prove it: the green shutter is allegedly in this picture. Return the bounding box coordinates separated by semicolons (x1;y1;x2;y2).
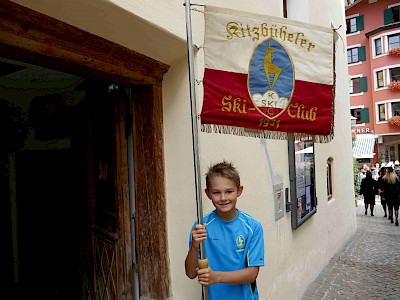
384;8;394;25
356;15;364;31
360;76;367;92
358;46;366;61
361;108;369;123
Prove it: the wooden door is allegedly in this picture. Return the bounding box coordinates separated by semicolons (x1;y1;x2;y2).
85;82;133;300
0;2;171;298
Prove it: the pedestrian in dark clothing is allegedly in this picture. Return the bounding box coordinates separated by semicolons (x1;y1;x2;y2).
382;165;400;226
377;167;387;217
360;171;378;216
395;160;400;178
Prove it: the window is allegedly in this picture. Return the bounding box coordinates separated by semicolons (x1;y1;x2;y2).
348;48;358;64
352;108;362;124
346;16;363;34
377;70;384;88
389;145;395;162
378;104;386;121
351;107;369;124
326;157;333;200
390;67;400;82
350;77;360;94
347;46;365;64
375;38;383;56
288;140;316;229
388;33;400;50
349;76;367;94
346;17;357;34
384;6;400;25
392;102;400;116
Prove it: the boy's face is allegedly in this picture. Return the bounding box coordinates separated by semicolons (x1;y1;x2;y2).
205;175;243;221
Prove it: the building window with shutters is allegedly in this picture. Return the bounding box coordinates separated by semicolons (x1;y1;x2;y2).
347;46;365;64
350;77;359;94
351;107;369;125
352;108;362;124
346;15;363;34
347;47;359;64
349;76;367;94
384;5;400;25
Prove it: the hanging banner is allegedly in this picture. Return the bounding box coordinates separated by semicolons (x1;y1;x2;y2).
201;6;335;142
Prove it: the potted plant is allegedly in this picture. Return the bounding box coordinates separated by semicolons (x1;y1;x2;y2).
387;80;400;90
388;115;400;127
389;47;400;57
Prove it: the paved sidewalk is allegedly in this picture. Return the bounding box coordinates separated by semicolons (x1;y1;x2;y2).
301;198;400;300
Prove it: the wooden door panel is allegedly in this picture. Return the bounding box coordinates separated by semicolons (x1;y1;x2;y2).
86;83;132;300
93;232;119;299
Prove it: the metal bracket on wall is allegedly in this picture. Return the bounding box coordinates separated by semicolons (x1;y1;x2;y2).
285;187;291;212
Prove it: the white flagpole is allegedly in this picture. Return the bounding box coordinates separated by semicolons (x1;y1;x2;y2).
184;1;208;299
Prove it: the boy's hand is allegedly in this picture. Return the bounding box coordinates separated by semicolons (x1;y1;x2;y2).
191;224;207;249
197;267;218;286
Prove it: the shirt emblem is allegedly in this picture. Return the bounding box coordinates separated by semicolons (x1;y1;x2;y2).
236;235;245;252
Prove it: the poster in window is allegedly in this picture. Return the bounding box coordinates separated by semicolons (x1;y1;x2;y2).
289;140;317;229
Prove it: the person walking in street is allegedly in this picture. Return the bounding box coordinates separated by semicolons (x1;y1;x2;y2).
360;170;377;216
358;168;366;185
381;164;400;226
395;160;400;178
377;167;387;218
371;167;379;181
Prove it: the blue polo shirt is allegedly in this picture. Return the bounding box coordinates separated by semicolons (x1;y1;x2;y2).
189;209;265;300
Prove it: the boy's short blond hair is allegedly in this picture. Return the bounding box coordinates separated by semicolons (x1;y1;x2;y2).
205;161;241;189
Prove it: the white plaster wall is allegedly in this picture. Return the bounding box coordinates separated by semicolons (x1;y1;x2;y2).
9;0;356;299
164;1;356;299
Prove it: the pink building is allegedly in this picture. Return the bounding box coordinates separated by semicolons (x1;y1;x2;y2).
346;0;400;167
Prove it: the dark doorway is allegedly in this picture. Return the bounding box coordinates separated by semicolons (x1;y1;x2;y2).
16;149;85;299
0;2;170;295
0;57;89;299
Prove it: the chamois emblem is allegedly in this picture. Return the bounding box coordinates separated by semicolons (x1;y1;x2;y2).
248;38;294;119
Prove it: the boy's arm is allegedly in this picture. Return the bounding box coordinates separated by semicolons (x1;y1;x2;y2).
197;266;259;286
185;244;200;279
185;224;207;279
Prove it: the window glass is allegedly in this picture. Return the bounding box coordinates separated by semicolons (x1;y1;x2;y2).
351;108;362;124
375;38;382;55
378;104;386;121
392;6;400;23
390;67;400;82
346;17;357;34
388;33;400;50
389;146;395;162
350;77;361;94
377;70;384;88
288;140;316;229
392;102;400;116
347;48;359;64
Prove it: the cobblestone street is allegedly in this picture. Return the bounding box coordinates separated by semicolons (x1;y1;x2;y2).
301;198;400;300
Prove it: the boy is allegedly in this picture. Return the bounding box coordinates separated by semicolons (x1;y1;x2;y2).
185;161;265;299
